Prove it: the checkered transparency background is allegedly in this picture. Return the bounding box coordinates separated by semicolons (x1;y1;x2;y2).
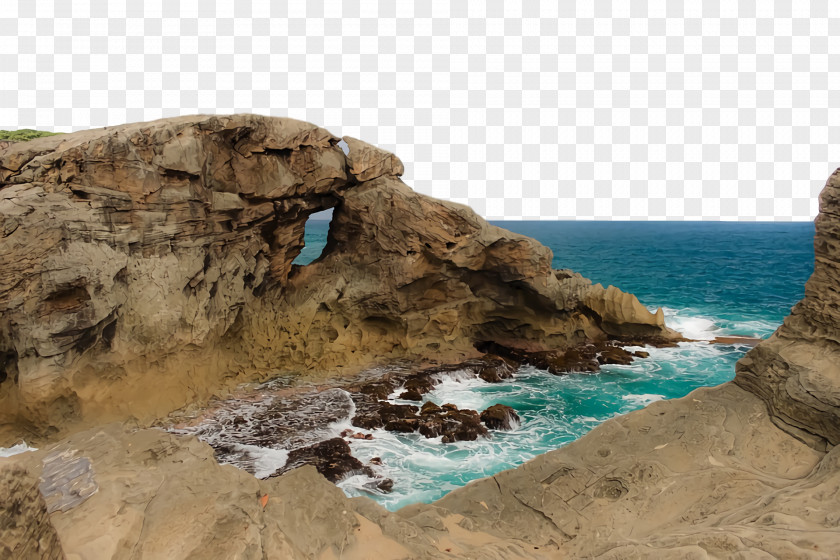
2;1;839;220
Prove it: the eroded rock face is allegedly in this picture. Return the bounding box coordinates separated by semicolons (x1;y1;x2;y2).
736;170;840;450
0;114;675;431
3;157;840;558
0;461;64;560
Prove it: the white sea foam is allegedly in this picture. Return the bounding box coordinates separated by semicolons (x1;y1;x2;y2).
221;443;289;478
0;442;37;458
664;312;721;340
661;307;780;341
727;319;779;338
425;376;494;411
621;394;665;408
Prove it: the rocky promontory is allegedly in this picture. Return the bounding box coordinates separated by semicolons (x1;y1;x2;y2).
0;114;675;434
3;116;838;559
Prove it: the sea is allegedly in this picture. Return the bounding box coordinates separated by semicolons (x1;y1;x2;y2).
177;220;816;511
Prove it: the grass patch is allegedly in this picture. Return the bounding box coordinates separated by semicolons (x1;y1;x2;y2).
0;129;62;142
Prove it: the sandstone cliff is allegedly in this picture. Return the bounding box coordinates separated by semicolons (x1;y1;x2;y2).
5;117;838;559
735;170;840;451
0;115;673;432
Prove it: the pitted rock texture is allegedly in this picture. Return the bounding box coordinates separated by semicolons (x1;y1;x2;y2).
736;169;840;449
0;461;64;560
0;114;674;431
3;164;840;559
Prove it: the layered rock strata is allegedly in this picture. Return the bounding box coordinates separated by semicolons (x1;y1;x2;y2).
735;169;840;450
5;118;839;558
0;114;674;432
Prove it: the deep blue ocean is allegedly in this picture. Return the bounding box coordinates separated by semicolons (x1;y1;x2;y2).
170;220;811;510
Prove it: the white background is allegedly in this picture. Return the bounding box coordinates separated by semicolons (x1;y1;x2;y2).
2;0;839;220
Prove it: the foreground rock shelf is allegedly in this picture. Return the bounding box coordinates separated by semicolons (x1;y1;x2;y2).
2;116;839;558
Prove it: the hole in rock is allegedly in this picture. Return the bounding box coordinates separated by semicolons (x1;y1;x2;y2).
0;349;18;385
292;208;334;266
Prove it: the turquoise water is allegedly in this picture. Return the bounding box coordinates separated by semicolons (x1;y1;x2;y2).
295;221;815;509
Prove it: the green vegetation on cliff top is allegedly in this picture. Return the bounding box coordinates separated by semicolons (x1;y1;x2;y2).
0;129;62;142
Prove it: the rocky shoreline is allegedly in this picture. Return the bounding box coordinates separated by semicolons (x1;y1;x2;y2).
165;336;682;499
2;116;839;558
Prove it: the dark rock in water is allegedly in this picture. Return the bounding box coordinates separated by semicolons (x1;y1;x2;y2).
420;401;442;415
480;404;520;430
398;388;424;401
634;350;650;358
359;380;395;401
273;438;373;483
379;403;419;422
546;346;600;373
596;345;634;365
349;393;488;443
418;416;446;438
476;341;599;374
442;408;486;442
273;437;390;493
403;375;435;396
384;418;419;433
477;354;519;383
476;340;642;374
352;401;418;431
616;335;685;348
351;412;384;430
363;478;394;493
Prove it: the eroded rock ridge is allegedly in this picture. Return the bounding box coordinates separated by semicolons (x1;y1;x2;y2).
0;114;674;431
1;118;839;558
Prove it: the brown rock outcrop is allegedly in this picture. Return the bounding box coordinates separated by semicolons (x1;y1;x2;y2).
0;114;675;432
0;461;64;560
2;152;840;558
735;169;840;450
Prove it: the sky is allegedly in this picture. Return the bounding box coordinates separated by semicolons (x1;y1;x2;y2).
2;0;839;221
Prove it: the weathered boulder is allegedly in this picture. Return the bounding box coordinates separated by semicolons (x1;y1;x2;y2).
0;114;676;433
480;404;520;430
